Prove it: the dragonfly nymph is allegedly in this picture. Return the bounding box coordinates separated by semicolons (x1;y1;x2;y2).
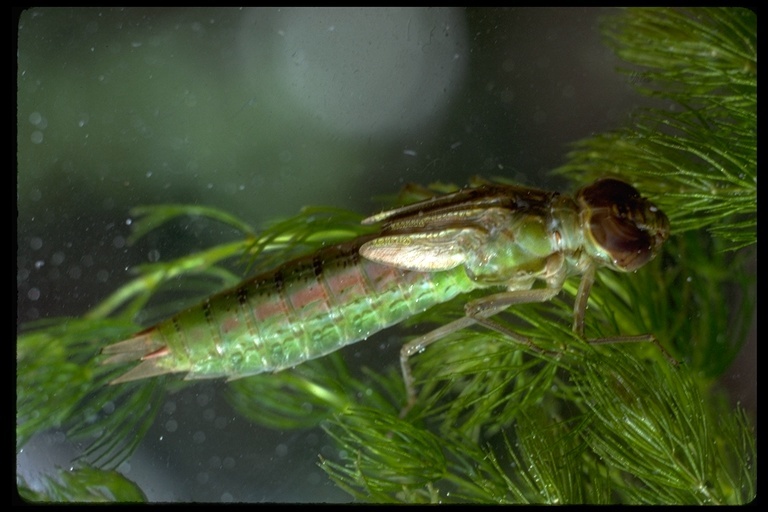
102;178;671;412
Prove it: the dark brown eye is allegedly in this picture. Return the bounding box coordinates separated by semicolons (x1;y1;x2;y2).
580;178;641;208
589;211;654;271
578;179;670;272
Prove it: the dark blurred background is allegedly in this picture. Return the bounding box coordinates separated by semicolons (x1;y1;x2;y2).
16;7;754;502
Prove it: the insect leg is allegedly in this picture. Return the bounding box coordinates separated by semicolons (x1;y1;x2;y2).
463;287;562;352
399;287;562;417
585;334;679;366
399;316;479;417
573;263;678;365
464;288;561;318
572;262;596;337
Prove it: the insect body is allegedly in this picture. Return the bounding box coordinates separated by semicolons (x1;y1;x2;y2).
103;178;670;407
104;237;478;382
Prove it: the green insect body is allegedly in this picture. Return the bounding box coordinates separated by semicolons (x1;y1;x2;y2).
102;178;670;390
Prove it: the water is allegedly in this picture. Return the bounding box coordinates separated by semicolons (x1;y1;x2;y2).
20;7;723;503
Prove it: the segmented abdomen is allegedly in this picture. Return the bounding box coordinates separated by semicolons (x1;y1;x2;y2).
103;236;478;383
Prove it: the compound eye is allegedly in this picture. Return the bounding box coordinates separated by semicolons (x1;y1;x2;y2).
589;211;653;271
579;179;670;272
580;178;641;208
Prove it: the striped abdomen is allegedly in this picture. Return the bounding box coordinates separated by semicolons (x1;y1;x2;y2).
102;236;478;383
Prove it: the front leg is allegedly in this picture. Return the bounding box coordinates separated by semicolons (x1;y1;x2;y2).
572;263;678;365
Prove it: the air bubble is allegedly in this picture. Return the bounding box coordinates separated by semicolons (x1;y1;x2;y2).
196;393;211;407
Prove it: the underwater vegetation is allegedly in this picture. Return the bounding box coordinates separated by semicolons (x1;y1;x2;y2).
17;7;755;504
